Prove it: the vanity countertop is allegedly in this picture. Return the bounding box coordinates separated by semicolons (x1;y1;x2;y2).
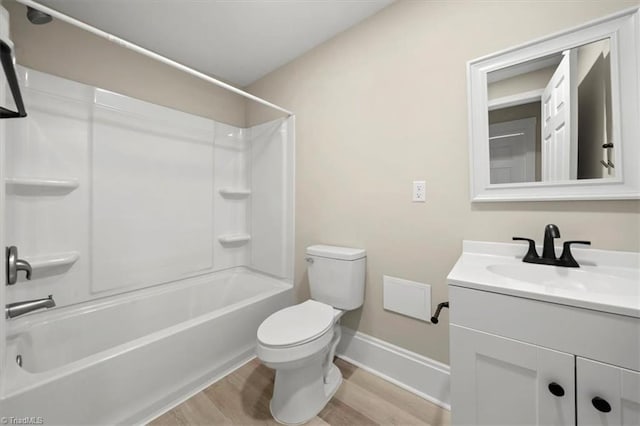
448;240;640;318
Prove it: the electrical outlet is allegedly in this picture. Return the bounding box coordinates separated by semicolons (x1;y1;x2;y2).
412;180;426;202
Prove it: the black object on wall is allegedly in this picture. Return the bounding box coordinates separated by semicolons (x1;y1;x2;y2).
0;40;26;119
431;302;449;324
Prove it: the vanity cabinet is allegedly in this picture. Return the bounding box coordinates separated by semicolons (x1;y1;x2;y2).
449;286;640;426
450;325;575;425
577;358;640;426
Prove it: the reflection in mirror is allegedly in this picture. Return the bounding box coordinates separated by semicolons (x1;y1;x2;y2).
486;38;612;184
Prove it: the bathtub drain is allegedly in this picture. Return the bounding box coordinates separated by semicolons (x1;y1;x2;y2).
16;354;22;367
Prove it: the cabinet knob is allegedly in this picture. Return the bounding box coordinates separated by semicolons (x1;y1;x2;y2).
591;396;611;413
548;382;565;397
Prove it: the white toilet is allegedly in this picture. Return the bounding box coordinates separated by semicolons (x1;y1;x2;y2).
256;244;366;425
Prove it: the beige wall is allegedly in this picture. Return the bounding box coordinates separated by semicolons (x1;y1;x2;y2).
5;1;246;127
247;0;640;364
577;38;611;84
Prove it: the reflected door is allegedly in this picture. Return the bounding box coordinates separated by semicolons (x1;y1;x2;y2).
489;118;536;184
542;49;578;181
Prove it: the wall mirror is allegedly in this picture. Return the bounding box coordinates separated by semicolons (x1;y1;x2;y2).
468;7;639;201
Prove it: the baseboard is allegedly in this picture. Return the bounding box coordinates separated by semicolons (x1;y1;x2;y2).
336;327;451;410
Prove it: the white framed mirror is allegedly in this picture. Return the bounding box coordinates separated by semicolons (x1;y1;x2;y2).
468;7;640;201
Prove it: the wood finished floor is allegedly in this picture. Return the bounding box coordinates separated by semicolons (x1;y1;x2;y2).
149;357;450;426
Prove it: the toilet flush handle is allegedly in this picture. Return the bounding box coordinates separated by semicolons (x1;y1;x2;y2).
305;257;314;264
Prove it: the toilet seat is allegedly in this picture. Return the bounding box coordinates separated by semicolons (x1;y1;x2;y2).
258;300;335;348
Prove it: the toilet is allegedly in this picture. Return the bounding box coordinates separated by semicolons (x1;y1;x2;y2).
256;244;366;425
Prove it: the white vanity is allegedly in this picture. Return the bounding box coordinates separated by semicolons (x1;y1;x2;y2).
448;240;640;425
452;4;640;424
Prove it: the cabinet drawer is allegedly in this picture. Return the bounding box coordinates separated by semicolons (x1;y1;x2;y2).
449;286;640;371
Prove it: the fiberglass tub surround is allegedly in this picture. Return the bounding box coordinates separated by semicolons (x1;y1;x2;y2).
0;65;294;423
5;66;293;308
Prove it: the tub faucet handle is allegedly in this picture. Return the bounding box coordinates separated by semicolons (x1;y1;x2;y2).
6;246;32;285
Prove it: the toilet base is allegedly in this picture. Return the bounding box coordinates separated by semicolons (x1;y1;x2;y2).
269;362;343;425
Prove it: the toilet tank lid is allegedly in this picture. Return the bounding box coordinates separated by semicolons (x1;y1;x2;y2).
306;245;366;260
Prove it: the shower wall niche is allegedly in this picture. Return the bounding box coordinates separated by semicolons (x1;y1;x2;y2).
5;66;293;308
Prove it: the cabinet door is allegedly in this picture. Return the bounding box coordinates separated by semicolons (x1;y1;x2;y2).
577;357;640;426
450;325;575;426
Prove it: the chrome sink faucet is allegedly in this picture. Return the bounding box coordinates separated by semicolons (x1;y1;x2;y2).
5;295;56;319
513;224;591;267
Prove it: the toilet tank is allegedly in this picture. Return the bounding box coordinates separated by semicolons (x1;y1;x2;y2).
306;245;366;310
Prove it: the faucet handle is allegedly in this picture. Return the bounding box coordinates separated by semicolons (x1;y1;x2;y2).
513;237;539;261
559;241;591;268
6;246;32;285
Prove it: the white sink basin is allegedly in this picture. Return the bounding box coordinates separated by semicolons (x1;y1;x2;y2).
486;263;639;299
448;241;640;318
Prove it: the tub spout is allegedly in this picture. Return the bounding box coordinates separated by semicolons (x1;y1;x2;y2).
6;295;55;319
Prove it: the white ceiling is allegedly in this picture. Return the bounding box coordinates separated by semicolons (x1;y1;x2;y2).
35;0;393;87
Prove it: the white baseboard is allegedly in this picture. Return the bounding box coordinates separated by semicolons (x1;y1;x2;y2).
336;327;451;410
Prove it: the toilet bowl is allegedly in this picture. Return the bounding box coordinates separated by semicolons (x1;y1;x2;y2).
257;300;344;425
256;245;366;425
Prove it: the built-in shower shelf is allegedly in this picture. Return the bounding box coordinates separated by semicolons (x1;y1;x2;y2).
219;188;251;197
6;177;79;194
25;251;80;270
218;234;251;244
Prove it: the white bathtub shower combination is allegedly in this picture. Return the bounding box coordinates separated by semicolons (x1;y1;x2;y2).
2;269;292;424
0;9;295;423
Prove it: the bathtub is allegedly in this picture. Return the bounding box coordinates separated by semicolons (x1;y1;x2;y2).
0;268;292;425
